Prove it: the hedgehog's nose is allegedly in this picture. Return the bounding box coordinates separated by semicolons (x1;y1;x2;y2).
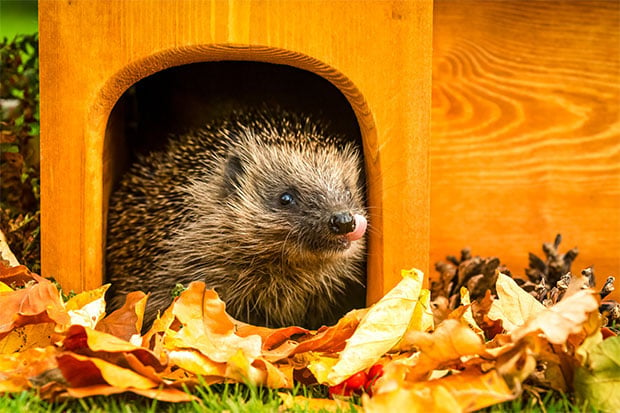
329;212;355;235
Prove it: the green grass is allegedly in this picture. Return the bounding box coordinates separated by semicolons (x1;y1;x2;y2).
0;383;359;413
0;385;600;413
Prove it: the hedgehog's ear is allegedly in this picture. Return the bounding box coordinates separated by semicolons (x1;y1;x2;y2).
222;155;244;196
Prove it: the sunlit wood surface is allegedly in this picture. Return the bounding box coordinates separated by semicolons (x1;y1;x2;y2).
431;0;620;296
38;0;432;301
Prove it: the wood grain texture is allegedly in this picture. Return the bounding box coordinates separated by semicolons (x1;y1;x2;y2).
431;0;620;297
38;0;433;301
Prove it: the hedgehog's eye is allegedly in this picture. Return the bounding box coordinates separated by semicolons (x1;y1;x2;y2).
344;187;352;199
279;192;295;206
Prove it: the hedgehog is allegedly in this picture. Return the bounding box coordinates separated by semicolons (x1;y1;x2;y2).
105;106;367;329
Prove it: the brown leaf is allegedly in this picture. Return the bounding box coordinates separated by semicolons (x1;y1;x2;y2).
0;263;37;286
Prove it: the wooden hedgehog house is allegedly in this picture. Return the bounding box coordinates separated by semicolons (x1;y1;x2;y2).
38;0;433;306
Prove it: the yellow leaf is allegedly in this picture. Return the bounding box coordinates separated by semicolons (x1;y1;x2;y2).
279;393;360;412
167;349;227;377
0;281;12;292
327;268;424;385
488;273;545;332
306;353;339;384
65;285;109;329
410;289;434;333
459;287;484;338
511;289;599;344
0;323;56;354
225;349;266;385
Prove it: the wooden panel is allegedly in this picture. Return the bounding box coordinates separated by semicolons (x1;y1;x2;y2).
38;0;432;300
431;0;620;296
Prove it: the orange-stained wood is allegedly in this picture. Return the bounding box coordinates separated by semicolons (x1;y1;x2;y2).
38;1;433;302
431;0;620;299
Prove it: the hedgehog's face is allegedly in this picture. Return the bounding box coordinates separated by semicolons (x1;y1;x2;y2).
221;138;367;264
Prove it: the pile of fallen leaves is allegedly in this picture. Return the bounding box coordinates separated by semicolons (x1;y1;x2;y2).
0;262;618;412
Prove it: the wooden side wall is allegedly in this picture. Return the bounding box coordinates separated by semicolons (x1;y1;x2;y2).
431;0;620;295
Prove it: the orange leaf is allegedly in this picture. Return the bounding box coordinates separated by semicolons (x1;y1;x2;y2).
365;370;513;413
65;384;197;402
62;325;164;371
427;369;514;411
0;346;59;392
57;352;159;389
400;319;485;380
97;291;148;341
292;309;366;355
236;325;309;350
364;383;461;413
253;358;294;388
172;282;234;335
0;275;69;339
165;283;262;363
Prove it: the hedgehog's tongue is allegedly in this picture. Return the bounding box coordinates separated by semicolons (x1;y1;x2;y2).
346;214;367;241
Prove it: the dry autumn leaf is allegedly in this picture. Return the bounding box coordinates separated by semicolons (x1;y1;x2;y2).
0;346;59;392
0;274;69;340
487;273;545;332
510;289;599;344
396;319;485;381
0;263;38;286
365;369;513;413
164;282;263;364
327;269;425;385
64;284;109;330
96;291;148;341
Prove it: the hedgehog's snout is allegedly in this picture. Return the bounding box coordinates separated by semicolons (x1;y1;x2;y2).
329;212;355;235
329;212;367;242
